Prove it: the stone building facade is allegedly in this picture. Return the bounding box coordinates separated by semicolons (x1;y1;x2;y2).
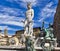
53;0;60;46
15;27;41;38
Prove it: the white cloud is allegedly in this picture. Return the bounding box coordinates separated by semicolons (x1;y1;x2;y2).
0;5;25;16
21;0;37;6
0;5;25;27
6;0;38;7
46;2;53;7
2;21;24;27
0;14;25;27
38;2;56;23
41;2;56;17
0;13;25;33
0;26;18;31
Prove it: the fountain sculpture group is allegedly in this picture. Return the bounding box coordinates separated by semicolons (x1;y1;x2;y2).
23;2;57;51
24;2;35;51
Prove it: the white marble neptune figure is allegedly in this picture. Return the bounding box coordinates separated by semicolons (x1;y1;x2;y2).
24;3;34;36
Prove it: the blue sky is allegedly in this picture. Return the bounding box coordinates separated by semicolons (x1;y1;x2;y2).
0;0;58;35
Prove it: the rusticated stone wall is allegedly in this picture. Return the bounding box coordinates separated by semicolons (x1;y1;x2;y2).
53;0;60;46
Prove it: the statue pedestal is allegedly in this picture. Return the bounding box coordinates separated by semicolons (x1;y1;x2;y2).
25;34;35;51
